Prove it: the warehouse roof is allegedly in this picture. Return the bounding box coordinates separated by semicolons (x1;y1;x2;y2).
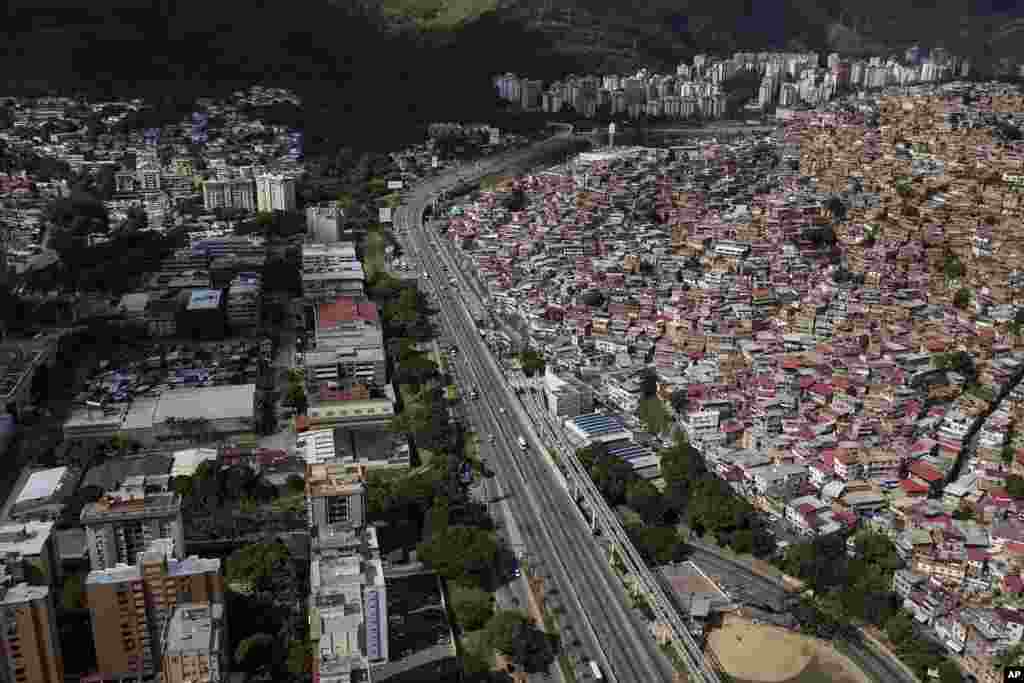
152;384;256;424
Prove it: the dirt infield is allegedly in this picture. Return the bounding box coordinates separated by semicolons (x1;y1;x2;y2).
707;615;871;683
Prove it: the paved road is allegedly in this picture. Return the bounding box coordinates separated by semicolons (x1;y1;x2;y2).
398;133;677;683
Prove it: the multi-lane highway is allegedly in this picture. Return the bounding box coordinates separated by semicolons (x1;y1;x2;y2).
395;133;678;683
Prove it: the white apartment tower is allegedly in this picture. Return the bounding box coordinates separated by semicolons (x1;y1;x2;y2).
256;174;297;213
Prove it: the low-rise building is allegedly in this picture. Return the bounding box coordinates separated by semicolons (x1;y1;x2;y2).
159;603;228;683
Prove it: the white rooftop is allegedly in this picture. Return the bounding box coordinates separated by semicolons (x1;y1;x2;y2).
0;521;54;557
15;467;68;505
152;384;256;424
171;448;218;477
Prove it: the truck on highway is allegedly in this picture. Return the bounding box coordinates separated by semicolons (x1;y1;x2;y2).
589;660;603;680
517;436;527;450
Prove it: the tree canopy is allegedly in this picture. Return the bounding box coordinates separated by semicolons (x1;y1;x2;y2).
417;525;498;587
638;396;671;435
226;541;291;592
484;610;553;674
449;583;495;632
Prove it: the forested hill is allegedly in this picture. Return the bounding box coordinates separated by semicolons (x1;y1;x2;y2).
3;0;1024;154
1;0;553;153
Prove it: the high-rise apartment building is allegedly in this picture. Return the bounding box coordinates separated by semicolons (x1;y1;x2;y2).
202;179;256;212
159;603;227;683
86;539;223;681
0;583;63;683
81;489;184;570
305;462;367;537
255;175;296;213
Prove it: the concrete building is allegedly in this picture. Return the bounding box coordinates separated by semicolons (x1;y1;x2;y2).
314;298;382;351
225;274;261;331
256;174;296;213
299;385;396;432
543;368;594;419
159;603;228;683
306;203;345;243
0;521;58;587
305;462;367;538
0;583;63;683
301;244;365;301
81;489;184;569
6;467;77;524
201;179;256;212
150;384;257;445
303;347;386;390
64;384;257;447
309;545;388;683
86;539;223;682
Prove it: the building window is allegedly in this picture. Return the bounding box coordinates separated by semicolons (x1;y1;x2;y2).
326;496;350;525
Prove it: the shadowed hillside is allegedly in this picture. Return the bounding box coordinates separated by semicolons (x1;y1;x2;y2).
2;0;1022;155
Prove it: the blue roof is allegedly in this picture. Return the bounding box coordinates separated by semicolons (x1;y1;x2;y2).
608;443;653;462
365;589;385;660
572;413;627;437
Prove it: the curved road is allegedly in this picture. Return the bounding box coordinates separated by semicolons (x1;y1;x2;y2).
398;132;677;683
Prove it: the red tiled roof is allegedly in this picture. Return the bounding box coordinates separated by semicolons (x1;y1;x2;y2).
909;461;944;483
900;479;930;494
966;548;987;562
317;297;379;328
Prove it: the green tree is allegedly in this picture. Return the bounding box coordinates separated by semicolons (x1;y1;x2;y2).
638;397;670;434
885;612;914;647
943;252;965;280
417;525;498;587
669;388;689;413
286;474;305;495
450;583;494;631
937;659;963;683
62;573;85;609
953;287;971;310
590;456;636;506
519;349;545;378
485;610;528;655
235;633;276;673
625;479;665;524
484;610;552;673
286;638;313;675
731;529;755;555
227;542;290;592
1007;474;1024;500
285;381;307;415
634;525;681;564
